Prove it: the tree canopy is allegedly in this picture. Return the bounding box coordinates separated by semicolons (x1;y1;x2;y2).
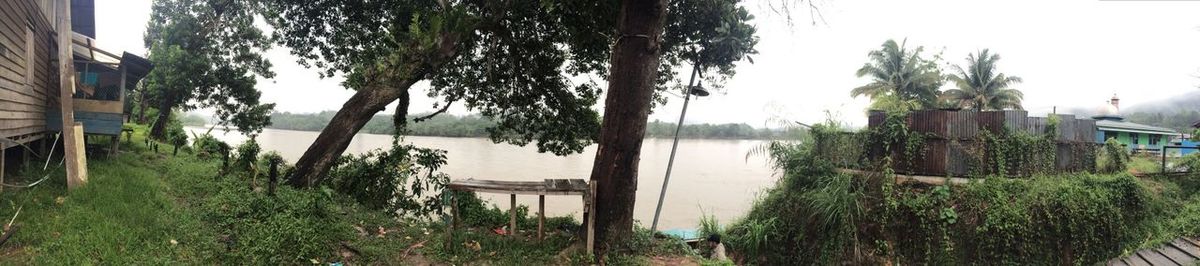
143;0;275;136
850;39;945;112
256;0;757;154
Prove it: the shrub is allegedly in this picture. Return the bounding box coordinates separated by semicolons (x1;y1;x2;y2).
444;191;578;231
727;120;1175;265
234;137;261;171
191;131;230;159
326;142;449;217
1099;138;1129;173
198;177;351;264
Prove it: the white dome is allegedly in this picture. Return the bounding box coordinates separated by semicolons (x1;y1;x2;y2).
1095;103;1119;116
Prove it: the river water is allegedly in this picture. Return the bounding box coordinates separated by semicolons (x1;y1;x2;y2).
187;126;778;230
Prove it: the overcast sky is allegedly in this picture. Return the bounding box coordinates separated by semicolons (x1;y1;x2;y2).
93;0;1200;128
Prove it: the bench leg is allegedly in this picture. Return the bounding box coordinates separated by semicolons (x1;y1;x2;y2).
510;194;517;238
587;182;596;255
538;195;545;240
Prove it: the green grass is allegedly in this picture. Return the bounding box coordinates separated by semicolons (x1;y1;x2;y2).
0;125;697;265
0;127;413;264
0;136;217;264
1129;155;1162;174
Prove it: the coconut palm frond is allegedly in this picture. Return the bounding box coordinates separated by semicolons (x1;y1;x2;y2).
945;49;1024;111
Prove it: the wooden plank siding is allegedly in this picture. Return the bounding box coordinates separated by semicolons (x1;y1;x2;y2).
45;109;120;135
0;0;57;146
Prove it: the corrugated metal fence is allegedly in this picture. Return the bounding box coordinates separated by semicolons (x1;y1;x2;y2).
865;110;1099;177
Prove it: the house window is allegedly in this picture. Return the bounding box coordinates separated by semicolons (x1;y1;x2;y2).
1104;131;1116;141
1149;134;1160;145
1131;133;1140;145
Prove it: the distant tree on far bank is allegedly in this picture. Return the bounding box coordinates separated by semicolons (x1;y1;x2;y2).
266;112;791;140
850;39;945;112
943;49;1024;111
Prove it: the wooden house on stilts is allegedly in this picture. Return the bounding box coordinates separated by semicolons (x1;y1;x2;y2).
0;0;152;190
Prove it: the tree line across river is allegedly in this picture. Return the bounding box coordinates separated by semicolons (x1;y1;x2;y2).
247;111;799;140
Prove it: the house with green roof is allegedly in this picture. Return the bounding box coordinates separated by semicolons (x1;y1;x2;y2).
1092;95;1177;154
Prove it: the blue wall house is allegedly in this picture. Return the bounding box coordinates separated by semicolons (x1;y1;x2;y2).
1092;95;1177;154
1176;121;1200;156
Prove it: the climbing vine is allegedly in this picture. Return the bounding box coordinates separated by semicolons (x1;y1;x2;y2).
967;129;1056;177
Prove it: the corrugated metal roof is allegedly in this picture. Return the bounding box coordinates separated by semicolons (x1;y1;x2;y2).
1096;120;1177;135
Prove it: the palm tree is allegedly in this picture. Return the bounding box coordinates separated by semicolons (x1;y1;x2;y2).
943;49;1024;111
851;39;945;112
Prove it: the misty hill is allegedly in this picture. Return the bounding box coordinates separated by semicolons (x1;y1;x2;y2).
1061;90;1200;133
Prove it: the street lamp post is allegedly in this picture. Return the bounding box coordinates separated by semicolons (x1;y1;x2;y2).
650;63;709;233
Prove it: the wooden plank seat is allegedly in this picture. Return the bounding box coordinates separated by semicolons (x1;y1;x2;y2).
445;178;596;255
447;178;589;195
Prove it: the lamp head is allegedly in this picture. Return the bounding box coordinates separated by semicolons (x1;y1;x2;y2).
689;85;710;97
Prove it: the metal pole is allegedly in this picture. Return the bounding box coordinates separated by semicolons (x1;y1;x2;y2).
650;63;701;232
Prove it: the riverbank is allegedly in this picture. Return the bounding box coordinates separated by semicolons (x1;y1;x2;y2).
0;126;706;264
186;126;775;231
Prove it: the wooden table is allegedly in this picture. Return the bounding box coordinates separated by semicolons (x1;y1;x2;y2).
445;178;596;254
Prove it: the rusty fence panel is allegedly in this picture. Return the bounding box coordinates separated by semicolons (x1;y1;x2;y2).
863;110;1101;177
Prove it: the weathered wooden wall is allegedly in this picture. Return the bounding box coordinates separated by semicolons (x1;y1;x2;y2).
0;0;57;147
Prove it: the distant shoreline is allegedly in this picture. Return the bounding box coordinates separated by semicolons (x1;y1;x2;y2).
186;124;785;141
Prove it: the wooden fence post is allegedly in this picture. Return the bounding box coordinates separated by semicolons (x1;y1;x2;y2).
1162;148;1168;174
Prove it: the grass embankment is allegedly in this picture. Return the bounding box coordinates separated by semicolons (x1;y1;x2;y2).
716;138;1200;265
0;126;696;265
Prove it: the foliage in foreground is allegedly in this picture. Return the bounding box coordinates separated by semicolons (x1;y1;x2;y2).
0;125;698;264
722;120;1200;265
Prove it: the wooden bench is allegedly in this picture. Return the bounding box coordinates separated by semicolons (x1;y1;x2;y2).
445;178;596;254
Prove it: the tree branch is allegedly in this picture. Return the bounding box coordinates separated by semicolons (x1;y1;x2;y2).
413;99;458;123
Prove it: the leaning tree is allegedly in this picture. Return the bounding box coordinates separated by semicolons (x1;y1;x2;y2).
143;0;276;137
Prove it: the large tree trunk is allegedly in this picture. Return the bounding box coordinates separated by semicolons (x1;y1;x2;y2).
137;86;148;124
286;28;460;188
149;93;175;139
287;85;410;187
587;0;669;254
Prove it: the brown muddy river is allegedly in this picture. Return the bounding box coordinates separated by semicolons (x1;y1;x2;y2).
189;126;777;230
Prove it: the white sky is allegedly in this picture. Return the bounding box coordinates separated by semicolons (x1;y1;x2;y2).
93;0;1200;128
